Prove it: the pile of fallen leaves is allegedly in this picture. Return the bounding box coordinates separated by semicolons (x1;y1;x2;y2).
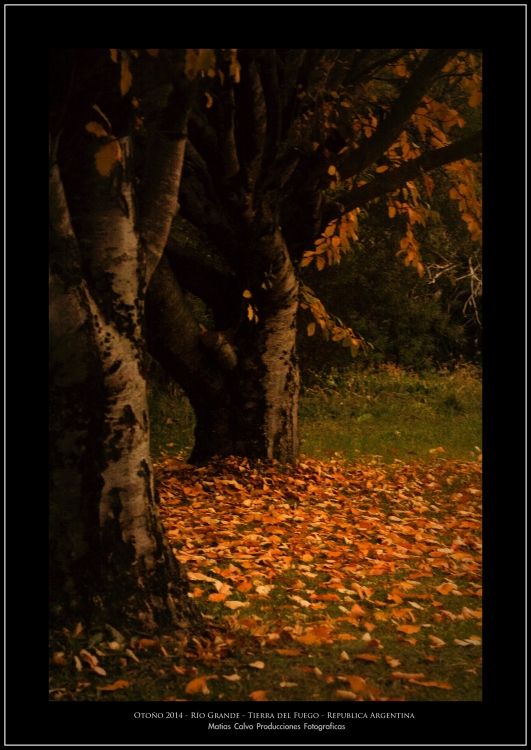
49;453;482;701
155;453;482;701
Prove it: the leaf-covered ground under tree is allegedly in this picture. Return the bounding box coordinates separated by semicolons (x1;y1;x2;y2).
49;453;482;702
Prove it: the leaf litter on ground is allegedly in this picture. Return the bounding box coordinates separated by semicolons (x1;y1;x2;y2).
49;453;482;702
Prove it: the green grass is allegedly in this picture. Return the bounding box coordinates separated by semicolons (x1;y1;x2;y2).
300;363;481;463
148;363;482;464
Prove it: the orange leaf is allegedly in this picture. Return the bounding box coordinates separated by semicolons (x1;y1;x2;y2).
391;671;425;680
276;649;302;657
208;592;227;602
397;625;421;634
344;675;367;692
237;581;253;593
97;680;130;691
185;675;216;695
435;583;455;595
355;654;379;662
409;679;452;689
249;690;268;701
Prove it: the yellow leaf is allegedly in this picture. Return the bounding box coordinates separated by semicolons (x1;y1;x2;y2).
468;91;482;107
328;165;336;176
146;49;159;57
243;289;252;298
307;322;316;337
301;255;314;267
97;680;129;691
93;666;107;676
95;140;122;177
324;223;336;237
247;304;254;321
376;165;389;173
249;690;268;701
85;121;108;138
120;59;132;96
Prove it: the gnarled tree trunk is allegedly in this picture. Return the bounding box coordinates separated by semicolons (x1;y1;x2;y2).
49;48;199;633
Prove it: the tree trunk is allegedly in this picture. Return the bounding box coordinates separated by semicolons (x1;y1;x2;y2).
147;225;300;464
49;135;197;633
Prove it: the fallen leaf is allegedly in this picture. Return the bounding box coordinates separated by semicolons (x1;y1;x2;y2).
137;639;158;649
53;652;67;666
224;600;249;610
280;681;298;687
97;680;129;691
276;649;302;657
208;592;227;602
385;656;401;668
397;624;421;634
343;675;366;692
435;583;456;595
429;635;446;649
223;674;241;681
391;671;426;680
185;675;217;695
289;595;311;608
409;679;452;689
249;661;265;669
125;648;140;662
249;690;268;701
340;650;350;661
355;654;379;662
255;585;273;596
336;689;357;700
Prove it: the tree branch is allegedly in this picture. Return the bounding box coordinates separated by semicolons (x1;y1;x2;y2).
164;236;240;330
337;130;482;213
139;80;195;285
338;49;460;181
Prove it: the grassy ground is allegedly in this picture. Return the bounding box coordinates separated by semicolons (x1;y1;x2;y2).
49;365;482;702
148;363;482;464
